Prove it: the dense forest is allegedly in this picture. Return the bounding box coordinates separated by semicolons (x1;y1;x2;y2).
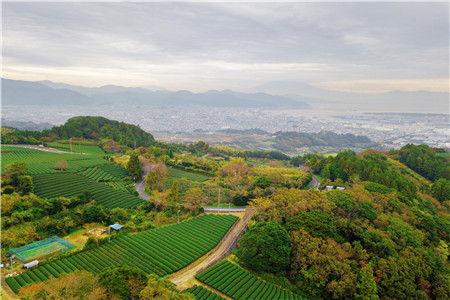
244;145;448;299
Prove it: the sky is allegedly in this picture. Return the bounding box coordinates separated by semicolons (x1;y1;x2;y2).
2;1;449;93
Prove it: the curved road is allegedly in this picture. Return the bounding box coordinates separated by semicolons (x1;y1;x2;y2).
306;175;321;190
168;209;253;289
135;163;152;200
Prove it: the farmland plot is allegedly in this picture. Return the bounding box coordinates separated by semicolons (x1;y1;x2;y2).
196;260;308;300
6;214;239;293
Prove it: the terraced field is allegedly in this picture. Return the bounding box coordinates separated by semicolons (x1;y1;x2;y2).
103;181;132;193
1;146;109;174
81;166;120;181
196;260;308;300
184;285;226;300
32;173;143;209
47;142;106;155
97;164;128;179
168;167;210;182
6;214;239;293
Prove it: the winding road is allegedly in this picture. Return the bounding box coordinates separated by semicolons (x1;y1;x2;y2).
306;175;321;190
135;163;152;200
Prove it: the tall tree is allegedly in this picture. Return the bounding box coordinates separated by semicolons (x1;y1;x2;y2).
356;264;379;300
4;161;28;186
168;180;180;202
127;154;143;181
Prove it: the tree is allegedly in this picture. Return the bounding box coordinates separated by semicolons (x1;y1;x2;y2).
431;178;449;203
18;271;108;299
139;274;194;300
359;201;378;221
4;162;28;186
237;221;291;273
146;162;168;191
285;210;338;240
17;175;34;195
355;264;379;300
127;154;143;181
183;187;203;210
167;149;174;158
168;180;179;202
98;266;147;299
55;160;69;171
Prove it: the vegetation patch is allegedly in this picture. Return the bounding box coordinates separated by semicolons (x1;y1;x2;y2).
168;167;210;182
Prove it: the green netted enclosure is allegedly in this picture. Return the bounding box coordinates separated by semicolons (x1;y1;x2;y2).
9;236;72;263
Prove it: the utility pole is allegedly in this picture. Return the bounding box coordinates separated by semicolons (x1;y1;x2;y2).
217;188;221;212
108;226;111;243
70;138;72;153
134;141;136;150
10;255;14;276
177;210;180;223
229;201;231;214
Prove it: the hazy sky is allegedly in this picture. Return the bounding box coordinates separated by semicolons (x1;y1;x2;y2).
2;1;449;93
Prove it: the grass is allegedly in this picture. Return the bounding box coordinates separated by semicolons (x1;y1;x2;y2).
168;167;210;182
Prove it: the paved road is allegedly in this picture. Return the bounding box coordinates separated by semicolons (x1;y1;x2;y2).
203;206;247;213
306;175;321;190
168;209;254;289
3;144;69;154
135;163;152;200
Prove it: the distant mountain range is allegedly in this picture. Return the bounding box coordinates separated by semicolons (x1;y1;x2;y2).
245;81;449;113
2;78;447;113
1;79;311;109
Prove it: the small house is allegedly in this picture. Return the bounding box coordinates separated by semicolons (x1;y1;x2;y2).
336;187;345;191
23;260;39;269
109;223;123;232
325;186;334;191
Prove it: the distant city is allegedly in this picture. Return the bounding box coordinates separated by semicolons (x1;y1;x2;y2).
3;105;448;151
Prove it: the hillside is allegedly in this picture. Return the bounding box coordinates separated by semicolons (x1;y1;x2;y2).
1;130;448;299
273;131;374;152
1;116;155;150
155;129;378;155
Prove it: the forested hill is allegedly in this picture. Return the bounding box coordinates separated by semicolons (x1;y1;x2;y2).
393;144;449;182
51;116;154;146
1;116;155;149
273;131;374;152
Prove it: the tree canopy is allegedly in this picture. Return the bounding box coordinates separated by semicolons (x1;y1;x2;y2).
237;221;291;273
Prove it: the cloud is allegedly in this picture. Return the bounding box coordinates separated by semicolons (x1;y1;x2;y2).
2;2;448;92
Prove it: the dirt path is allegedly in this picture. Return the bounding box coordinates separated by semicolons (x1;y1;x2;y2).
168;209;254;289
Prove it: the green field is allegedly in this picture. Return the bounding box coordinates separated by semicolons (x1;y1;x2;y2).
1;146;109;174
47;142;106;155
6;214;238;293
32;173;143;209
168;167;210;182
184;285;226;300
196;260;308;300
